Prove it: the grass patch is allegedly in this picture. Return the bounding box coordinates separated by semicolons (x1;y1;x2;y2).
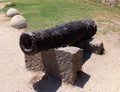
1;0;120;33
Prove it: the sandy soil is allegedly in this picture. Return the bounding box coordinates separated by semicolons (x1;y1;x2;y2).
0;13;36;92
0;4;120;92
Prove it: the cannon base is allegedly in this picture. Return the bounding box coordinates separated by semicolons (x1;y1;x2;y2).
25;46;83;84
24;38;104;84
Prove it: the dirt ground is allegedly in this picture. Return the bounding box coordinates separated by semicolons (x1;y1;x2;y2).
0;3;120;92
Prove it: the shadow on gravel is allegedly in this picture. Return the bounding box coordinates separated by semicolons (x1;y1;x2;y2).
33;52;91;92
33;71;90;92
83;51;92;64
33;75;61;92
75;71;90;88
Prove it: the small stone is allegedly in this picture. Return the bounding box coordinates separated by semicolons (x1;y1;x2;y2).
101;0;120;6
10;15;27;29
89;39;104;54
108;0;116;5
6;8;19;17
76;38;104;54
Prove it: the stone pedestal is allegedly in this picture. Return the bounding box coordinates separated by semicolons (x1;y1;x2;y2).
41;47;83;84
76;38;104;54
25;53;44;71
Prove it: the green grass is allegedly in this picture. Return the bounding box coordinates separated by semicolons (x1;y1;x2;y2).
1;0;120;33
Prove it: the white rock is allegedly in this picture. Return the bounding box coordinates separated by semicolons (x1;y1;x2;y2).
10;15;27;29
6;8;19;17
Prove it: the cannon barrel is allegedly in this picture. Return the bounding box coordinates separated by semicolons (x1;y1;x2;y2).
20;19;97;55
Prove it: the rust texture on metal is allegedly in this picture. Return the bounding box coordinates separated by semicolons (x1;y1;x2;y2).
20;19;97;55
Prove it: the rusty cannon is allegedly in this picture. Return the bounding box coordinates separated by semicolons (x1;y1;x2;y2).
20;19;97;55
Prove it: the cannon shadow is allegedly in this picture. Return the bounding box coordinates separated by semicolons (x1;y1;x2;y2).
33;71;90;92
75;71;90;88
83;51;92;64
33;51;91;92
33;75;61;92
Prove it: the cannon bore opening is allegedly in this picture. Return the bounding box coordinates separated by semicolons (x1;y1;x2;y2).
22;36;32;50
20;32;37;54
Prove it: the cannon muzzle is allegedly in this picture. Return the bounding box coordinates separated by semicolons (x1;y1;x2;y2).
20;32;39;54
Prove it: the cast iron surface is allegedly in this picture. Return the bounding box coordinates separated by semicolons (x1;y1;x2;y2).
20;19;97;55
